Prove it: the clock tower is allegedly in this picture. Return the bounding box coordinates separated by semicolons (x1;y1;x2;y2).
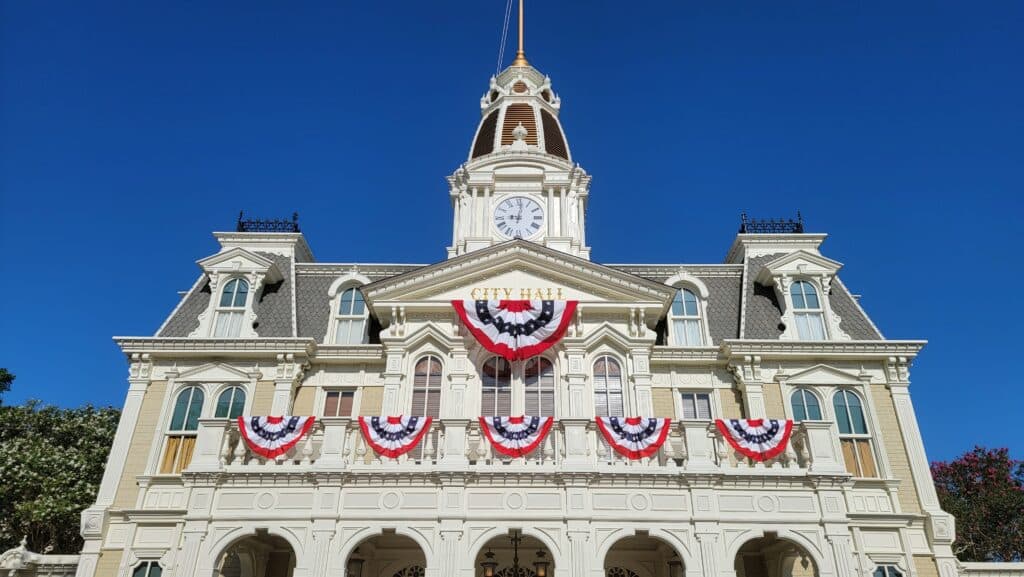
446;2;591;260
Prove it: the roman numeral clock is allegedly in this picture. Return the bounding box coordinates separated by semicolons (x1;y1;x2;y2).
493;196;544;239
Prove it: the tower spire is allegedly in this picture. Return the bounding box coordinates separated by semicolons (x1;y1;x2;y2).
511;0;529;67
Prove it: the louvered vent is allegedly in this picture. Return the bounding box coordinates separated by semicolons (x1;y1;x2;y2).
541;110;568;159
501;104;538;146
512;81;528;93
471;111;498;158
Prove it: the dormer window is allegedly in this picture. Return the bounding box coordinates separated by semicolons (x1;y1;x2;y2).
790;281;827;340
669;288;704;345
333;287;368;344
213;279;249;337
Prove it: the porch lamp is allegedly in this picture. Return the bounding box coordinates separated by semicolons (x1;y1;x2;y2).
533;549;550;577
480;549;498;577
346;547;364;577
667;555;684;577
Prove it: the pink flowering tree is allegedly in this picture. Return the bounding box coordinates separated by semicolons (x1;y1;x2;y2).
931;447;1024;561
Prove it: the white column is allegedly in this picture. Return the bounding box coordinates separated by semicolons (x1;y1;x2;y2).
567;525;590;577
695;526;727;577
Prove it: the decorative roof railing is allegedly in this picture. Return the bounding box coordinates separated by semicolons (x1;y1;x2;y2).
236;211;301;233
739;211;804;234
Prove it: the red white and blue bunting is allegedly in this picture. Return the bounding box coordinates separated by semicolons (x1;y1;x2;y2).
478;416;554;458
595;417;672;460
715;419;794;462
358;416;433;459
452;300;578;361
237;416;316;459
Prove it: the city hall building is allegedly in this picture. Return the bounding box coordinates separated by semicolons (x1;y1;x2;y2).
26;9;996;577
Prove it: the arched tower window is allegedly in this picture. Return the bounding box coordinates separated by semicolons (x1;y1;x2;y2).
214;386;246;419
593;356;624;416
669;288;704;345
791;281;827;340
412;356;443;417
481;356;513;416
161;386;204;474
333;287;368;344
833;390;877;477
213;278;249;337
524;357;555;416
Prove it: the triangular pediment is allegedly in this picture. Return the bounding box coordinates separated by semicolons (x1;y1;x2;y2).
196;247;282;282
361;240;676;308
779;364;864;385
176;362;256;383
755;250;843;284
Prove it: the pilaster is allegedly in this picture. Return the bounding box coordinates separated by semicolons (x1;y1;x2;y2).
271;353;306;414
729;355;765;417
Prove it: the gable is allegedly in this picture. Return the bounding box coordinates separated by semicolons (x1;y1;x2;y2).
175;362;257;383
780;364;863;386
755;250;843;285
196;247;283;283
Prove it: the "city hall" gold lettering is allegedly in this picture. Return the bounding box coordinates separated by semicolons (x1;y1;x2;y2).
469;287;566;300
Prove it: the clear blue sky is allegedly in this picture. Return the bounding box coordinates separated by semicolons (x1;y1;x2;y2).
1;1;1021;462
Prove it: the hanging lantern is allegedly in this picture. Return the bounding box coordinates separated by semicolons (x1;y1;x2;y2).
668;555;684;577
533;549;550;577
346;548;365;577
480;549;498;577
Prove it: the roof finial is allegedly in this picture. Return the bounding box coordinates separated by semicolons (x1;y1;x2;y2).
511;0;529;67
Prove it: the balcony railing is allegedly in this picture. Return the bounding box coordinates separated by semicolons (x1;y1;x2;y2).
185;418;848;477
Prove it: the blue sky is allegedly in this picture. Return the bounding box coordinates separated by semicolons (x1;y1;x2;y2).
1;1;1021;462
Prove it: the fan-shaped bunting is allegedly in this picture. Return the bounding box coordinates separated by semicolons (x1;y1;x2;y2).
237;416;316;459
715;419;794;461
452;300;577;361
358;416;433;459
478;416;554;457
595;417;672;460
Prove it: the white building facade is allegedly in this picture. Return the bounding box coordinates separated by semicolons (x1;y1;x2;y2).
58;37;995;577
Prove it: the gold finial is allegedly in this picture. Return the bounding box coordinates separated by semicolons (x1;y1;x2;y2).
511;0;529;67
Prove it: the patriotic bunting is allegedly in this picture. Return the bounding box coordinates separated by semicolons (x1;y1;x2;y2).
596;417;672;460
358;416;433;459
479;416;554;458
452;300;577;361
715;419;794;462
237;416;316;459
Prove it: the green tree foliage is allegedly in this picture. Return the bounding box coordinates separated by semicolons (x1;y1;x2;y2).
932;446;1024;561
0;368;13;402
0;400;121;553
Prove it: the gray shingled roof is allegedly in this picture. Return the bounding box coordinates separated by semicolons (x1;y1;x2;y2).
252;252;295;338
743;254;787;339
699;275;742;343
157;276;210;337
295;273;333;341
831;277;882;339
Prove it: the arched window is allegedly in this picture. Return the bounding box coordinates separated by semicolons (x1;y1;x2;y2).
481;357;512;416
874;566;903;577
524;357;555;416
670;288;704;345
132;562;162;577
790;281;827;340
213;278;249;337
333;287;368;344
790;389;822;421
214;386;246;419
593;356;624;416
161;386;204;474
833;390;877;477
412;356;443;417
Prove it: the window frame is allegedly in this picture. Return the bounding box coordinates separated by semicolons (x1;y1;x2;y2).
592;354;626;417
131;561;163;577
789;387;824;422
522;356;556;417
668;286;706;346
790;279;828;341
832;388;878;478
320;388;359;418
410;354;444;417
331;285;369;345
212;277;250;338
160;385;205;475
677;390;714;420
213;385;248;419
480;356;513;416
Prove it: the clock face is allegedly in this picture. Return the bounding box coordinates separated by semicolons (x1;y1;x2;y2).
493;196;545;239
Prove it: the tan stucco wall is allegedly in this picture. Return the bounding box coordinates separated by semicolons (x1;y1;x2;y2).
763;381;786;418
720;387;745;419
251;381;275;414
360;386;383;415
113;381;167;509
871;385;922;514
652;388;676;418
914;555;940;577
94;548;124;577
292;385;316;415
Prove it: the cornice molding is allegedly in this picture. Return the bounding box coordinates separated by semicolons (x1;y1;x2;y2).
721;339;926;359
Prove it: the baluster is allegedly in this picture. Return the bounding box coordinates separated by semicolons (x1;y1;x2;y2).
663;432;677;468
542;434;554;464
341;427;353;465
219;428;233;466
355;430;367;464
596;437;607;462
475;432;490;463
423;428;435;462
233;432;247;466
300;430;315;465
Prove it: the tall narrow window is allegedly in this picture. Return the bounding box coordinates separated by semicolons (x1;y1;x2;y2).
214;386;246;419
833;390;877;477
790;389;822;421
593;356;624;416
679;392;712;419
132;562;163;577
791;281;827;340
334;287;368;344
481;357;513;416
161;386;204;474
670;288;704;345
524;357;555;416
213;278;249;337
323;390;355;417
873;567;903;577
411;356;442;417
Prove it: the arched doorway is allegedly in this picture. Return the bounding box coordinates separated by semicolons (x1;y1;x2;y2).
215;533;295;577
345;531;427;577
603;533;685;577
734;534;818;577
473;530;554;577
